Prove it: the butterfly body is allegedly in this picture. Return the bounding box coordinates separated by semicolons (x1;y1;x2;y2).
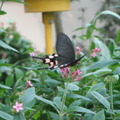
32;33;85;70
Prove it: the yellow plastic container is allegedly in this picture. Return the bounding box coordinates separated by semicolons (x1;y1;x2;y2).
24;0;70;12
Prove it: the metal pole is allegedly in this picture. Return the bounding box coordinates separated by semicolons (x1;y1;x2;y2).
42;12;54;54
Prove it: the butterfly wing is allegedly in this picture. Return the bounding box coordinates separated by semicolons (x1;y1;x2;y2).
56;33;75;65
31;33;85;70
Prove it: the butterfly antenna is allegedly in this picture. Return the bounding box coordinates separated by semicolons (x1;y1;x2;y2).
32;56;44;60
76;54;86;61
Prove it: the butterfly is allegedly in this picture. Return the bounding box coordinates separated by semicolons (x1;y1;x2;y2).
32;33;85;70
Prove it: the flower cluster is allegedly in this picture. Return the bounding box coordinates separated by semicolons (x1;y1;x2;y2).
60;67;82;81
60;67;71;78
104;76;118;84
91;48;101;58
71;69;82;81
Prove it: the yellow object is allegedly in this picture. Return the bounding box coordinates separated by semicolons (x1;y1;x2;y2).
43;12;54;54
24;0;70;12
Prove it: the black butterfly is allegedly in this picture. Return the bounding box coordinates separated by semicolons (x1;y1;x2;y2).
32;33;85;70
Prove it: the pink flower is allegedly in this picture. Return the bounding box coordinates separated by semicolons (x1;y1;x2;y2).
91;52;97;57
71;69;82;78
76;46;82;51
92;48;101;52
29;52;35;56
74;76;81;81
75;46;82;55
26;80;33;87
60;67;71;78
76;69;82;75
13;102;23;112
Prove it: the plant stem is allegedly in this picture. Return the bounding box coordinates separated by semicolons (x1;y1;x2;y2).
60;82;69;120
109;82;115;120
0;0;4;11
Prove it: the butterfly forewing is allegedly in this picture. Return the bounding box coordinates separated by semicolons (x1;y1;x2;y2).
56;33;75;65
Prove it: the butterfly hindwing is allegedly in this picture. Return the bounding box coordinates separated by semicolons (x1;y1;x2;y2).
56;33;75;65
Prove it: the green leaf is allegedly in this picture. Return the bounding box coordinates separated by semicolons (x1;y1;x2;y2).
87;82;105;94
0;83;12;89
23;65;41;70
23;99;36;110
83;68;112;77
108;39;117;55
93;10;120;24
0;40;19;52
0;63;13;67
45;79;60;87
14;77;22;89
69;100;81;108
35;95;58;111
74;27;85;31
85;10;120;39
82;59;120;71
93;37;111;60
21;87;35;105
68;106;95;114
0;10;7;15
86;24;94;39
83;113;94;120
91;91;110;110
99;10;120;20
53;97;62;110
67;93;91;102
93;110;105;120
15;68;24;80
67;83;79;91
0;66;12;72
0;110;13;120
113;67;120;75
49;111;60;120
116;30;120;43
